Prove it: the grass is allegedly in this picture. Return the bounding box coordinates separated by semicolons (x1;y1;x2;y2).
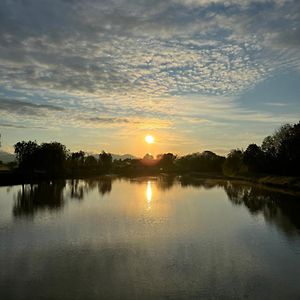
230;173;300;191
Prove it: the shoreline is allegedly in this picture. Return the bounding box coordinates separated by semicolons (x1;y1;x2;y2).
179;172;300;195
1;171;300;196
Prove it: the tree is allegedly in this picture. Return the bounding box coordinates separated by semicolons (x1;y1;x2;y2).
176;151;225;173
243;144;265;173
14;141;67;176
14;140;39;172
71;151;85;165
37;142;67;176
277;122;300;175
261;123;300;175
68;151;85;173
143;153;154;160
85;155;97;167
157;153;177;171
99;151;112;173
223;149;247;176
262;124;292;156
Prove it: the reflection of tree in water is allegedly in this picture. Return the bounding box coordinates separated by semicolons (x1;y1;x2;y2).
13;177;114;218
172;176;300;237
68;177;113;199
13;177;300;237
179;176;225;190
126;175;177;191
98;178;112;195
13;181;66;218
127;175;222;191
224;184;253;206
69;179;85;200
156;175;176;191
224;182;300;237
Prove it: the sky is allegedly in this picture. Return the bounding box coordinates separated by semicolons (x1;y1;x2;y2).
0;0;299;157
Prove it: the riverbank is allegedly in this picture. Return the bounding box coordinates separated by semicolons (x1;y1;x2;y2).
1;170;300;194
228;174;300;191
177;172;300;195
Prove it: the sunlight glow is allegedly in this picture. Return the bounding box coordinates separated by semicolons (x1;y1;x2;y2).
145;135;154;144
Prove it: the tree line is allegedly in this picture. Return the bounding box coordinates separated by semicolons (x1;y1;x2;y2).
13;140;113;177
223;121;300;176
4;120;300;179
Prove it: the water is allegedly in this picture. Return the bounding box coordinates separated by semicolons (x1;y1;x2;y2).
0;176;300;299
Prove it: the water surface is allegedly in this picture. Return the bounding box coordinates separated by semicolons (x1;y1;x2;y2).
0;177;300;299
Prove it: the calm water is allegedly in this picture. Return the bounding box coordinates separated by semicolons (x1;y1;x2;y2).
0;177;300;300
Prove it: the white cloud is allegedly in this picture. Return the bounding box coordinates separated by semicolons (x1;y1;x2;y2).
0;0;299;100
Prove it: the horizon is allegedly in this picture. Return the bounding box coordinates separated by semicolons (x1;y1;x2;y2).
0;144;227;158
0;0;300;157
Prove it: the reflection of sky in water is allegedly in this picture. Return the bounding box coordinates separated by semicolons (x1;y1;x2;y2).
0;178;300;299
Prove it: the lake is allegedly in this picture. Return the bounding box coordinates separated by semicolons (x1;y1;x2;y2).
0;176;300;299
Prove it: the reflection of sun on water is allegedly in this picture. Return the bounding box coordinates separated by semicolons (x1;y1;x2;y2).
146;181;152;209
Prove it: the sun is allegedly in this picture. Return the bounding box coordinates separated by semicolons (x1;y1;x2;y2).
145;135;154;144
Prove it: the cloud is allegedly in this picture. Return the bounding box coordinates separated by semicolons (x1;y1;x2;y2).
86;117;131;124
172;0;293;6
0;95;174;131
0;123;27;129
265;102;288;107
171;95;299;125
0;98;64;116
0;122;46;129
0;0;299;101
0;0;299;154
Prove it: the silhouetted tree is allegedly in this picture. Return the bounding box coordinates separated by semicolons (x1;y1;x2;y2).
281;121;300;175
223;149;247;176
14;140;39;172
260;122;300;175
243;144;265;173
85;155;97;167
36;142;67;177
14;141;67;177
67;151;85;174
176;151;225;173
10;120;300;179
71;151;85;166
157;153;177;171
99;151;112;173
143;153;154;160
